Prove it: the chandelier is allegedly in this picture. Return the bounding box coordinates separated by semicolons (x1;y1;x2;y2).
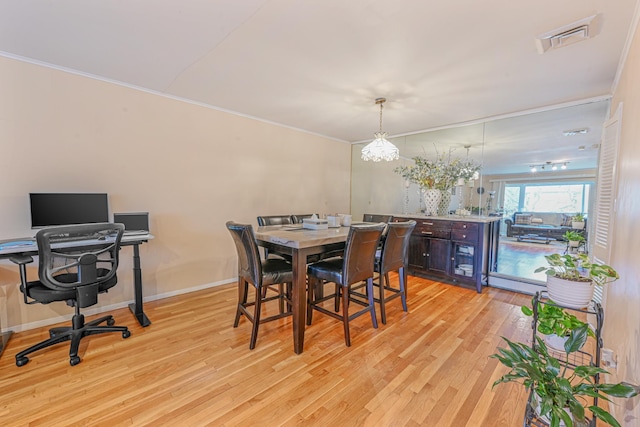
361;98;399;162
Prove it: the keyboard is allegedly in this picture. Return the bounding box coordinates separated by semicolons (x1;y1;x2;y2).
49;234;102;243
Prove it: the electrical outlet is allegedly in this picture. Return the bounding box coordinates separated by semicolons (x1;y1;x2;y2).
602;348;617;369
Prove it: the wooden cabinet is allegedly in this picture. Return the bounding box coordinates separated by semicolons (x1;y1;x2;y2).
396;216;500;293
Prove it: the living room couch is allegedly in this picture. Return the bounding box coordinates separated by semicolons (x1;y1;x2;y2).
503;212;573;240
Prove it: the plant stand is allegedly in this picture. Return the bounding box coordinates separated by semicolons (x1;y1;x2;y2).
523;291;603;427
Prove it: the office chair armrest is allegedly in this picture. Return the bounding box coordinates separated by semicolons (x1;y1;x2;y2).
9;255;35;305
9;255;34;265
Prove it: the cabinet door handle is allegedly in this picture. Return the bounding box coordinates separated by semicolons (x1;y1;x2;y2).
424;253;428;257
451;257;455;261
422;222;433;226
462;234;466;238
463;224;467;229
421;231;433;235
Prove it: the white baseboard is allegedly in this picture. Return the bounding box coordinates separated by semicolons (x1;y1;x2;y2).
5;277;237;334
488;274;546;295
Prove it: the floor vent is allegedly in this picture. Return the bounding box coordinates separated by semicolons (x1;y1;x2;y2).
535;14;602;54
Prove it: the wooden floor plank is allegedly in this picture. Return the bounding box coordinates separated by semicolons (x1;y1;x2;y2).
0;275;532;426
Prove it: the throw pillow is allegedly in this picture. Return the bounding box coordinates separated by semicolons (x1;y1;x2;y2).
531;217;543;224
515;214;532;224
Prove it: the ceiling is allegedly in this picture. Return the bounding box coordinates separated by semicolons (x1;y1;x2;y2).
0;1;637;148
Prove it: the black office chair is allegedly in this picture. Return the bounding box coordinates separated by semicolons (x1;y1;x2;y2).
306;223;385;346
10;223;131;366
226;221;293;349
351;220;416;324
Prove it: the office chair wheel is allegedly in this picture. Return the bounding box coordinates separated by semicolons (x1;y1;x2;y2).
106;318;115;326
70;356;81;366
16;356;29;367
122;330;131;339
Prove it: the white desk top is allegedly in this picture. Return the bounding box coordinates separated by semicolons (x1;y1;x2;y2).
0;234;154;256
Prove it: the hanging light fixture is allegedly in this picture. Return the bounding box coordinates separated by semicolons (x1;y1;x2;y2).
361;98;399;162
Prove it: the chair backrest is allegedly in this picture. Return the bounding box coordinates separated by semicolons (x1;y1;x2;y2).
342;223;386;286
379;220;416;274
291;214;316;224
363;214;392;223
35;223;124;307
257;215;293;226
226;221;262;287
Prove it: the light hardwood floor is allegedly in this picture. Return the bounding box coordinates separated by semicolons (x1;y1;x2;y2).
0;276;533;426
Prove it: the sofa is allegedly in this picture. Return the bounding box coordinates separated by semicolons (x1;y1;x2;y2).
504;212;574;241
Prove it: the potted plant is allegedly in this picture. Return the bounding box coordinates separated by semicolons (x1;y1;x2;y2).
563;230;585;248
491;336;639;427
535;253;619;309
571;213;585;230
521;297;595;351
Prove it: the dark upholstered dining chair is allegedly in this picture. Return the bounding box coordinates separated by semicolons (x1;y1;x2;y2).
351;220;416;324
256;215;294;260
363;213;393;223
10;223;131;366
306;223;386;346
256;215;294;226
226;221;293;349
291;214;316;224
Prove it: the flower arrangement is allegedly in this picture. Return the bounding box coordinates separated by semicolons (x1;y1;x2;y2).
394;153;481;191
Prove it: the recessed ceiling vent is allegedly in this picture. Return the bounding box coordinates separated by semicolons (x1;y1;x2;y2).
535;14;603;54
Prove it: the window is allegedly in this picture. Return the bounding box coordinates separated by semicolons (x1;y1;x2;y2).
503;182;592;216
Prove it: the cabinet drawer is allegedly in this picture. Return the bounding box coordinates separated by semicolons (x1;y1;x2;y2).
451;228;478;242
414;219;451;239
452;222;479;232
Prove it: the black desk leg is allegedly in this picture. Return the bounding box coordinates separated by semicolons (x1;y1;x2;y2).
127;243;151;327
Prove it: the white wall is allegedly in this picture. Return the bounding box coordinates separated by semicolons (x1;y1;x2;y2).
606;11;640;423
0;56;351;331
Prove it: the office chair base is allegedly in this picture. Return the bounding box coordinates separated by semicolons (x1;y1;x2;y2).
15;314;131;367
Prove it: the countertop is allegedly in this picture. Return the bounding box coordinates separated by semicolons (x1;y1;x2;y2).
392;214;502;224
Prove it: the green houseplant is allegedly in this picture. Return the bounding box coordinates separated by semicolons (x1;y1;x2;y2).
571;213;586;230
535;253;619;309
521;297;595;351
563;230;585;248
491;335;639;427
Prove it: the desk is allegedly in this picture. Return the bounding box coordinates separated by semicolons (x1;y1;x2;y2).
254;224;350;354
0;234;154;357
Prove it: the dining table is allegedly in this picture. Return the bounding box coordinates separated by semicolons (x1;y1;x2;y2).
254;223;354;354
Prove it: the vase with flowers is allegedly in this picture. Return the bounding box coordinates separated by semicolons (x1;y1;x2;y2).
394;151;481;216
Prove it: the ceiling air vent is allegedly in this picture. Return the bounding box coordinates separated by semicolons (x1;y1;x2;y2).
535;14;603;54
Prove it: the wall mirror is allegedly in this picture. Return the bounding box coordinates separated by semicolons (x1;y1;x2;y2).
351;99;609;283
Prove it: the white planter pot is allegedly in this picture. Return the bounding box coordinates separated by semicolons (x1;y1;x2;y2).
422;189;441;216
544;333;587;352
544;333;569;351
546;275;594;309
572;221;585;230
569;240;580;248
531;393;574;427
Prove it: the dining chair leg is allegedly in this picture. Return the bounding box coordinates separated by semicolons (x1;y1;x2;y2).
286;282;293;312
234;278;249;327
379;273;388;325
307;277;316;326
341;285;351;347
399;267;408;312
249;286;262;350
278;283;285;313
367;278;378;329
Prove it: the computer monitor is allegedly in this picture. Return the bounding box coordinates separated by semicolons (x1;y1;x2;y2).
29;193;109;228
